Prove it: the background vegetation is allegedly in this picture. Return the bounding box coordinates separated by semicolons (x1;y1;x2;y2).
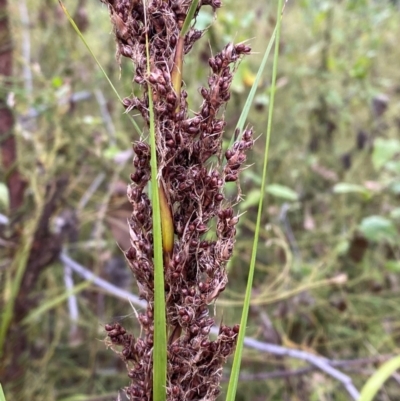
1;0;400;400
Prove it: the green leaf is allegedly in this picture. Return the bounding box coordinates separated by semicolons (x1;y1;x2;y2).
326;89;343;108
359;355;400;401
144;15;167;401
358;216;397;243
51;76;63;88
333;183;371;198
58;395;108;401
58;397;87;401
350;55;371;79
372;138;400;170
22;280;90;325
390;208;400;220
385;160;400;174
232;13;279;144
0;183;9;210
384;261;400;273
335;239;350;256
266;184;298;201
239;189;261;210
103;145;122;160
180;0;199;37
0;383;6;401
226;1;283;400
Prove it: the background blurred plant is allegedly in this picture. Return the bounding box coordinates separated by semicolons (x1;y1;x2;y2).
0;0;400;400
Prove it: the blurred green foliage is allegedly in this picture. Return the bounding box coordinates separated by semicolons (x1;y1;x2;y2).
1;0;400;400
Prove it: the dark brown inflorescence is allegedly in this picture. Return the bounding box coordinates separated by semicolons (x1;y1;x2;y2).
101;0;253;400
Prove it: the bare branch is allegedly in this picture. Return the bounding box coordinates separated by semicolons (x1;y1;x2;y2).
222;355;391;382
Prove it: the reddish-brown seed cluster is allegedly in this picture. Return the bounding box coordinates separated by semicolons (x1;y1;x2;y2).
105;322;153;399
224;128;253;182
101;0;253;400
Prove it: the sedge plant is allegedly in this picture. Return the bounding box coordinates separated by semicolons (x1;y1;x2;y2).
20;0;400;399
62;0;285;399
99;0;254;400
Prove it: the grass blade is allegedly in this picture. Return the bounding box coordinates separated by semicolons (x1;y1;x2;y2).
234;27;276;135
58;0;141;135
0;219;38;358
225;1;284;400
143;13;167;401
235;27;276;133
359;355;400;401
0;382;6;401
180;0;199;38
21;280;91;325
228;2;285;149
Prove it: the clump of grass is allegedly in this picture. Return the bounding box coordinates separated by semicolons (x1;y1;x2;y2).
100;0;253;400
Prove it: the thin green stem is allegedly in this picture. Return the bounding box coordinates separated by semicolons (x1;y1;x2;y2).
225;1;283;400
59;0;141;135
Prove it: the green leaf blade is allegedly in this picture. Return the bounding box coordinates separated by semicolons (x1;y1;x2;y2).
0;383;6;401
144;21;167;401
266;184;298;201
359;355;400;401
358;215;397;243
372;138;400;170
225;1;283;400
